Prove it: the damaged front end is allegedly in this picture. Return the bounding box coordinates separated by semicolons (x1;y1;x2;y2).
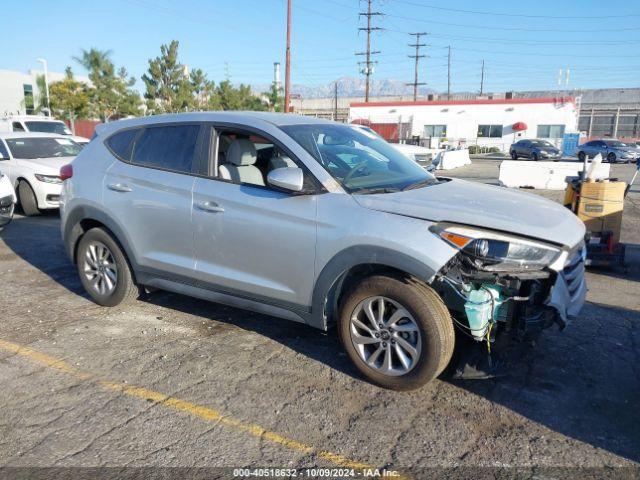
430;223;587;349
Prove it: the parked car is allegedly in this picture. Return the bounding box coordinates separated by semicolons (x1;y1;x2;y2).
0;132;83;216
350;124;433;168
60;112;586;390
0;169;16;229
509;139;561;161
576;139;640;163
0;115;90;146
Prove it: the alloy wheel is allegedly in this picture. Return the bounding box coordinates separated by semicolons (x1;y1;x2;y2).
349;296;422;376
82;241;118;296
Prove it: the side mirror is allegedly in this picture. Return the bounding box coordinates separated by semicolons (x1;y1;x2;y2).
267;167;304;192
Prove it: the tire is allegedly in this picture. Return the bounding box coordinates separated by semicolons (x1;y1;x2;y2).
17;181;40;216
510;151;518;160
578;151;586;162
338;275;455;391
607;152;616;163
532;152;539;161
76;227;139;307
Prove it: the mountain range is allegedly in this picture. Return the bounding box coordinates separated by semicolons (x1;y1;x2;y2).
252;76;435;99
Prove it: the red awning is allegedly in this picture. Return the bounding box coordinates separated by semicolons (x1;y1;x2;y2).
512;122;527;131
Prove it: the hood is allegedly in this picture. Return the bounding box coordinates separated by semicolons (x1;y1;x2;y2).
613;146;639;153
15;156;73;175
354;179;585;248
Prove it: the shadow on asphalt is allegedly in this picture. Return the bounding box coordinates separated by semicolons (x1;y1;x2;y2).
3;213;639;463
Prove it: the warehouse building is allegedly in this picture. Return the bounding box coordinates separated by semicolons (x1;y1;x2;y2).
0;69;90;116
348;96;578;152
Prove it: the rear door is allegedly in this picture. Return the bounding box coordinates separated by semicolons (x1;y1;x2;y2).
191;125;319;308
517;140;530;157
103;123;204;278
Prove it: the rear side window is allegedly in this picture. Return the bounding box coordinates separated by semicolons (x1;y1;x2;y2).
12;122;25;132
131;125;199;173
106;128;138;161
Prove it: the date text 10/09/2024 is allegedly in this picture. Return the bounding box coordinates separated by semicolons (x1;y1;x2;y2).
233;468;402;478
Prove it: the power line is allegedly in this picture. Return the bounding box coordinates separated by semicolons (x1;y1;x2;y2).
391;0;640;20
355;0;383;102
406;32;427;101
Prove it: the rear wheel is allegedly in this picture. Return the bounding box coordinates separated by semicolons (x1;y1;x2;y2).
76;227;140;307
17;181;40;216
510;151;518;160
578;151;586;162
338;275;455;391
607;152;616;163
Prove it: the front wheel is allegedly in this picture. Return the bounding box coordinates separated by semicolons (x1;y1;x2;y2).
578;151;586;162
338;275;455;390
607;152;616;163
532;152;539;161
76;227;140;307
17;181;40;216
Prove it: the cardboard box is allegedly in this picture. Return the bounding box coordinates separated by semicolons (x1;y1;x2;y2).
578;181;626;244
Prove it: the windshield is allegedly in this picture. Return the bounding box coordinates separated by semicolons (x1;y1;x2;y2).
25;121;72;135
531;140;554;147
6;137;82;159
605;140;628;148
281;124;435;193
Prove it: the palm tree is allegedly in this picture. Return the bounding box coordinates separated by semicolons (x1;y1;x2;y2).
73;48;113;73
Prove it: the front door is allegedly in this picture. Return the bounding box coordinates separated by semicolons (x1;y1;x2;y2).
191;128;318;309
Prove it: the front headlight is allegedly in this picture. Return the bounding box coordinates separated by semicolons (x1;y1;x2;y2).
431;224;562;272
539;151;549;157
34;174;62;184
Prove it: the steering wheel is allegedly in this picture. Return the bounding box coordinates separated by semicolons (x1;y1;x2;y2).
343;161;370;183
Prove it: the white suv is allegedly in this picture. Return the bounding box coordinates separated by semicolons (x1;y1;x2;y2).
0;132;83;216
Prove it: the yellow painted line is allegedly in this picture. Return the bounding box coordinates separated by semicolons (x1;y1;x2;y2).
0;338;386;473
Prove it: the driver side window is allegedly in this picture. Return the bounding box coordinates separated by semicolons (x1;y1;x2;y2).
212;127;317;192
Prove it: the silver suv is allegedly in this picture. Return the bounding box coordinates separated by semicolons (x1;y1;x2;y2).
60;112;587;390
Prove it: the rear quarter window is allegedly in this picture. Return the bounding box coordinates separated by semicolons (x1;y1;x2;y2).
106;128;139;162
131;124;200;173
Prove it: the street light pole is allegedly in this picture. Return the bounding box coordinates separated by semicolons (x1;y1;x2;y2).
36;58;51;116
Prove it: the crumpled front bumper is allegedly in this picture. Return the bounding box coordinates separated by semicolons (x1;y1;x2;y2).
546;245;587;325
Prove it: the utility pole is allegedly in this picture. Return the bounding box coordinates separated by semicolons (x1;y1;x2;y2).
447;46;451;100
356;0;383;102
406;32;427;101
479;59;485;96
284;0;292;113
333;81;338;121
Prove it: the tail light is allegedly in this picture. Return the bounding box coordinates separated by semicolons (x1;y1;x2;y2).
60;164;73;181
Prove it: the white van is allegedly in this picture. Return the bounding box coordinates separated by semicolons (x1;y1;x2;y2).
0;115;89;146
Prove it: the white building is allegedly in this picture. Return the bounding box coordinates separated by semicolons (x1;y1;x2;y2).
0;69;90;116
349;97;578;151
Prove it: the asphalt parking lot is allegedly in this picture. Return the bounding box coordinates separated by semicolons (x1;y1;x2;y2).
1;158;639;477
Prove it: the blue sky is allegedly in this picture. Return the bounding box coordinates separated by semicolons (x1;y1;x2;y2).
4;0;640;94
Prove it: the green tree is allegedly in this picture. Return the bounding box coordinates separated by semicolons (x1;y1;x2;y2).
142;40;196;113
215;80;266;111
189;68;216;110
48;67;90;120
264;82;283;112
74;48;142;121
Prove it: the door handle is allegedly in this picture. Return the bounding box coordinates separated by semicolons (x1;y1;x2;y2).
196;201;224;213
107;183;132;193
